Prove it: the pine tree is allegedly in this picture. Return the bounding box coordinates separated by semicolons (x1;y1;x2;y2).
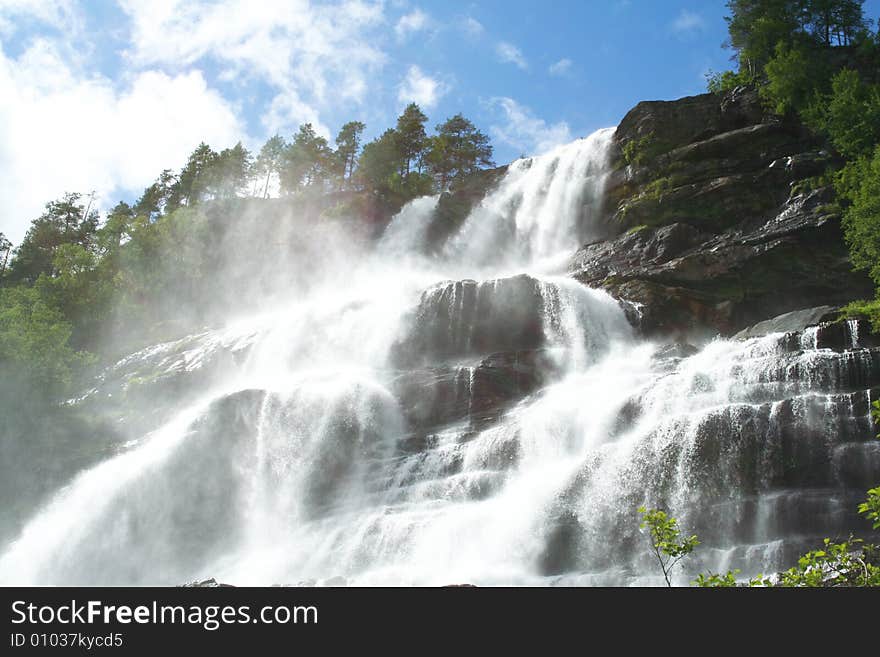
280;124;333;194
395;103;428;177
253;135;288;198
335;121;366;189
428;114;494;190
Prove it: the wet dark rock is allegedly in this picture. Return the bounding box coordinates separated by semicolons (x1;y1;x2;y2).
391;275;546;366
393;349;557;436
652;342;700;362
814;318;879;351
734;306;838;340
181;578;235;588
426;166;508;250
569;87;871;338
614;89;769;164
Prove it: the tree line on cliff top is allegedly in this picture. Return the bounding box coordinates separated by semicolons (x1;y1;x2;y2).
0;105;494;398
708;1;880;327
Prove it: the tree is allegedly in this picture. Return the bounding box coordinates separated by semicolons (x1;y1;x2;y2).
280;124;333;194
395;103;428;177
804;0;868;46
212;142;252;199
642;485;880;587
638;507;699;587
839;146;880;285
0;233;11;279
812;69;880;158
356;129;403;195
725;0;806;74
133;169;178;221
8;193;99;284
0;285;91;396
335;121;366;189
98;202;136;253
762;41;829;114
253;135;287;198
427;114;494;190
169;142;219;211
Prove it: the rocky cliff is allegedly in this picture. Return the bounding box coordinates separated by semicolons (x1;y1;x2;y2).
567;88;873;338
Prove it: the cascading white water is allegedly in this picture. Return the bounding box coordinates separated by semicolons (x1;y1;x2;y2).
445;129;615;274
1;130;876;586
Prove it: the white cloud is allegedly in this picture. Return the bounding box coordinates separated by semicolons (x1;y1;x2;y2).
0;39;243;243
549;58;572;76
395;8;429;40
489;97;572;156
118;0;387;131
397;65;449;110
496;41;527;70
462;16;484;37
0;0;80;36
671;10;705;34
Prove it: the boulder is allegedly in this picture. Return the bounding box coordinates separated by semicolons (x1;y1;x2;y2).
391;275;546;367
734;306;838;340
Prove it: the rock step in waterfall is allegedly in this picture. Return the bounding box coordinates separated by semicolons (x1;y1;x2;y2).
0;123;878;586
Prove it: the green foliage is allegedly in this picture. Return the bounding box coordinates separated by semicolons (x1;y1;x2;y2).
334;121;366;189
694;570;740;587
860;486;880;529
725;1;869;73
641;177;677;203
357;129;405;199
838;147;880;283
253;135;288;199
840;299;880;331
705;68;757;94
761;42;829;115
169;142;219;211
0;285;93;396
810;70;880;159
426;114;494;191
8;193;99;284
395;103;429;177
789;172;834;197
621;132;660;167
0;232;12;279
638;507;699;586
653;485;880;587
281;123;333;194
777;537;880;587
725;0;805;72
213;142;253;199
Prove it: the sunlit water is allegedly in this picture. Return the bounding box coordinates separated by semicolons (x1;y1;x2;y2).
1;129;877;586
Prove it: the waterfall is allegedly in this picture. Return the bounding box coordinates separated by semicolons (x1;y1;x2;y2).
1;130;876;586
445;129;615;274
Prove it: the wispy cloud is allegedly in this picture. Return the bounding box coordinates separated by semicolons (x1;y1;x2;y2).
489;97;571;156
548;58;572;76
395;8;430;40
0;0;81;36
671;10;705;34
118;0;388;129
461;16;484;37
397;65;449;110
496;41;528;70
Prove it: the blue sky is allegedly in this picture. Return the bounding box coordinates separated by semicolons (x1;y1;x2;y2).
1;0;878;242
